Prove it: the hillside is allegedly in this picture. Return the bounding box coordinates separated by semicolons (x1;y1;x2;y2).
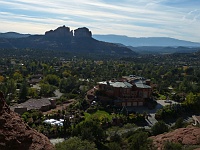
0;32;30;38
150;126;200;150
128;46;200;54
0;26;136;57
0;92;54;150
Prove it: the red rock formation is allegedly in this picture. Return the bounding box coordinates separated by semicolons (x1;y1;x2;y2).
45;25;73;39
0;92;55;150
74;27;92;38
150;126;200;150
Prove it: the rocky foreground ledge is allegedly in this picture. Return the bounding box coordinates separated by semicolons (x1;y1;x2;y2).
0;92;55;150
150;125;200;150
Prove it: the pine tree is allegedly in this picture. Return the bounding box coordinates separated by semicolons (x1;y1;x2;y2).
19;79;28;101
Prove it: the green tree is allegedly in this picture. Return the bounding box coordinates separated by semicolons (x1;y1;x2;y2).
62;70;71;78
185;92;197;105
13;71;23;83
151;121;169;136
39;83;56;97
19;79;28;101
55;137;97;150
28;88;39;98
63;117;71;135
0;75;4;83
59;77;79;93
43;74;60;86
163;141;182;150
174;117;184;129
121;106;128;116
178;79;188;93
6;79;17;95
72;119;106;142
106;142;122;150
128;130;153;150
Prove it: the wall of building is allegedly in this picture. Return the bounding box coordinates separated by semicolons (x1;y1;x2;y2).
14;107;28;115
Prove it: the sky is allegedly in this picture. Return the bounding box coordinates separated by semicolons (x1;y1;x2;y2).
0;0;200;42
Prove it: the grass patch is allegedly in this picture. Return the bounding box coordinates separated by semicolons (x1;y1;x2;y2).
158;94;167;100
84;110;114;122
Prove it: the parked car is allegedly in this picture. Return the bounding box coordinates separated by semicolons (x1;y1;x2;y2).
164;99;172;103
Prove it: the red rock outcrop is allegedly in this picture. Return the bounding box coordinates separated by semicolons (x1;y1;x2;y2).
74;27;92;38
150;126;200;150
0;92;55;150
45;25;73;39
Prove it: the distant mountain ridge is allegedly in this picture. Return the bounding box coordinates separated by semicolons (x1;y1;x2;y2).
128;46;200;54
0;32;31;38
2;29;199;55
0;26;136;57
93;35;200;47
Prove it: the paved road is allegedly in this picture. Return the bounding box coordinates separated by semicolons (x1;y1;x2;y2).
146;113;157;127
54;89;63;98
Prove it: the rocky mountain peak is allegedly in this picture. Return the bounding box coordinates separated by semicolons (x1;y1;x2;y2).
74;27;92;38
45;25;73;39
44;26;92;39
0;92;54;150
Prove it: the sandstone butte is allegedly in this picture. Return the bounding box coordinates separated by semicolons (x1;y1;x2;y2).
150;125;200;150
0;92;55;150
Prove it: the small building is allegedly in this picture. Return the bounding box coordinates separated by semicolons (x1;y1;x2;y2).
14;106;28;115
11;98;57;114
28;74;43;85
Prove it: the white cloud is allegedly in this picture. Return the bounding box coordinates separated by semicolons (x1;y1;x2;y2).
0;0;200;42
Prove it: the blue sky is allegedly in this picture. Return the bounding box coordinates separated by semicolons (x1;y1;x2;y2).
0;0;200;42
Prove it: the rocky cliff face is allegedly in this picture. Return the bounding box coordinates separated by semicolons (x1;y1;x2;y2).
45;25;73;39
0;92;55;150
74;27;92;38
150;126;200;150
45;26;92;39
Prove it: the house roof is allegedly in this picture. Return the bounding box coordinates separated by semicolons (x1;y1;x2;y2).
134;80;151;89
11;98;52;111
98;81;132;88
112;82;132;88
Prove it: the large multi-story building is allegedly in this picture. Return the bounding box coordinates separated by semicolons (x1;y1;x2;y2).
97;75;152;107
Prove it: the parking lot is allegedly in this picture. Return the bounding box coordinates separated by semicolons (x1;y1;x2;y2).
157;100;179;107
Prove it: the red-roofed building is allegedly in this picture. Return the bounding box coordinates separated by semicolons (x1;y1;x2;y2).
97;75;152;107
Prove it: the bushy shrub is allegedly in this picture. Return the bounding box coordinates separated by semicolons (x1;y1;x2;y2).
151;121;169;136
163;141;182;150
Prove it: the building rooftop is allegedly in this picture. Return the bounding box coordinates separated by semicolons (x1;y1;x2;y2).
98;81;133;88
134;80;151;89
11;98;53;111
98;78;151;89
112;82;133;88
